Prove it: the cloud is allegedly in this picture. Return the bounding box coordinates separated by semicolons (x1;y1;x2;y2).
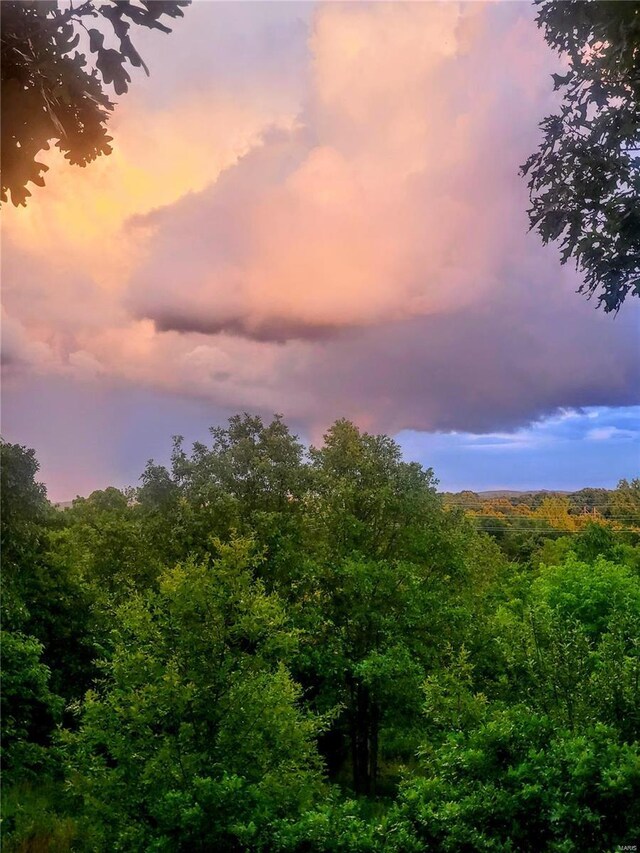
128;2;549;341
2;0;639;446
587;426;637;442
394;406;639;494
1;307;106;382
1;310;58;373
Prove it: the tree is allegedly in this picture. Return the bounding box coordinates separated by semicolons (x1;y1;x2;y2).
1;441;97;701
1;0;189;206
1;440;50;628
522;0;640;312
1;631;62;786
58;487;162;597
534;495;578;532
64;540;325;851
610;477;640;530
389;709;640;853
493;554;640;740
139;414;309;579
295;421;478;796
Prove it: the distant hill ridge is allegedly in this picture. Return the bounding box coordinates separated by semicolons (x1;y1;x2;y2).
473;489;573;497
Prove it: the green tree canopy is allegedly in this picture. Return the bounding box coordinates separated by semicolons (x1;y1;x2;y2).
390;710;640;853
138;414;309;577
65;539;325;851
2;423;639;852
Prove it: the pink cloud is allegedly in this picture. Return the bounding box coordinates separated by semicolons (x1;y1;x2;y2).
2;1;639;441
127;2;561;341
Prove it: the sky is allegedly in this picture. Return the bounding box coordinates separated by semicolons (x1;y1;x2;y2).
2;0;639;502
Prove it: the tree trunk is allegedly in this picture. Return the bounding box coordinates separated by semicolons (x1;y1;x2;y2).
369;701;379;796
349;682;360;792
350;684;380;796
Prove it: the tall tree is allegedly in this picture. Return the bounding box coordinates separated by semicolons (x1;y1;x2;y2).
1;0;189;206
138;414;309;578
522;0;640;312
297;421;475;795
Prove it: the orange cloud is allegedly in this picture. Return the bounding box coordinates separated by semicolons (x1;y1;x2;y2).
2;89;297;297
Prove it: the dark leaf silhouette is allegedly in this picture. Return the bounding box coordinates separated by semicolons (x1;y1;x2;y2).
0;0;189;206
522;0;640;313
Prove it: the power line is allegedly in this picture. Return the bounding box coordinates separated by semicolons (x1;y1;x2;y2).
470;526;639;535
452;514;640;520
442;500;637;508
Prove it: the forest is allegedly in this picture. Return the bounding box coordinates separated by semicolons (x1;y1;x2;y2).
2;414;639;852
